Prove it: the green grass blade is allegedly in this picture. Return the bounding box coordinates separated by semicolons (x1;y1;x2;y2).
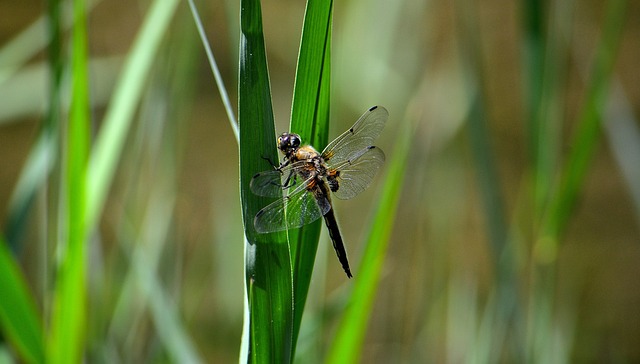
0;0;101;84
455;0;509;266
521;0;545;163
542;0;627;241
5;0;63;251
455;2;522;359
0;238;45;364
326;110;412;364
48;0;90;361
521;0;566;219
186;0;238;141
531;1;572;221
238;0;293;362
290;0;333;141
287;0;333;351
86;0;180;229
5;131;57;250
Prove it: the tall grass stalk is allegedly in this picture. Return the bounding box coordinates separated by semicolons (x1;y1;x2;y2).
186;0;238;141
17;0;179;361
86;0;180;228
48;0;89;362
528;0;628;361
541;0;628;241
454;1;521;359
237;0;293;361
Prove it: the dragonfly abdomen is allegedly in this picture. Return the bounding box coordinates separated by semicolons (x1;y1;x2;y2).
323;207;352;278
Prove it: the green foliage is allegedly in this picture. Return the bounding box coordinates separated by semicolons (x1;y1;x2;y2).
542;0;628;241
0;0;636;362
0;0;181;362
0;238;44;364
238;0;293;361
48;0;90;362
288;0;333;352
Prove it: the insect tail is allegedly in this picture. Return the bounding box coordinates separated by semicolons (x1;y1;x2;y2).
323;208;352;278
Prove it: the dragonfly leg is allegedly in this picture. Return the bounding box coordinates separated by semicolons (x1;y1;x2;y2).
260;155;280;170
282;171;297;189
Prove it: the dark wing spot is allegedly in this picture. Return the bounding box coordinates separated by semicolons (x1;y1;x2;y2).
368;105;378;112
329;179;339;192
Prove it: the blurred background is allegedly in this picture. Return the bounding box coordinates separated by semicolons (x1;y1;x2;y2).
1;0;639;362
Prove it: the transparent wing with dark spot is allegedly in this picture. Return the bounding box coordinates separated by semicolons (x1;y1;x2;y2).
329;146;385;200
253;178;331;233
250;160;310;197
321;105;388;166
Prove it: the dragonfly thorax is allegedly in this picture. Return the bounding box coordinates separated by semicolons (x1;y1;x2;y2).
293;146;326;180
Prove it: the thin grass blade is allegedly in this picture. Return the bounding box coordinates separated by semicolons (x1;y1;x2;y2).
86;0;180;229
4;0;64;251
454;2;523;359
542;0;628;241
454;0;509;270
521;0;545;163
187;0;238;141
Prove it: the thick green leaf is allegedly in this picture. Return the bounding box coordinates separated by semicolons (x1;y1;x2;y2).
288;0;333;351
238;0;293;362
0;238;44;364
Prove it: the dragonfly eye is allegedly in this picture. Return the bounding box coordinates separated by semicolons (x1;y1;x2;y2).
290;134;301;148
278;133;301;152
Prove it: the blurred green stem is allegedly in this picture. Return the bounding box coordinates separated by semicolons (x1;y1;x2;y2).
326;108;413;364
48;0;89;361
540;0;627;246
455;0;523;359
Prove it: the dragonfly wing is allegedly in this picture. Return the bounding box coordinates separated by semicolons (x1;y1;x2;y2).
254;180;326;233
250;160;310;197
330;146;385;200
250;170;286;197
321;105;388;165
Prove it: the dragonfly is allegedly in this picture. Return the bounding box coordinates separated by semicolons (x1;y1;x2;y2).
250;105;387;278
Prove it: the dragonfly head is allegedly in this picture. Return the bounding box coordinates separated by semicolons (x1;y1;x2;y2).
277;132;301;156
